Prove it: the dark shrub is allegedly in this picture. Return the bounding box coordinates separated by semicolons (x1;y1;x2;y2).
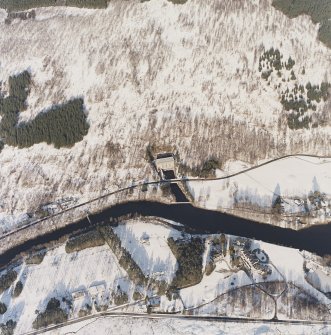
0;319;16;335
133;291;144;301
0;302;7;314
0;270;17;294
272;0;331;48
32;298;68;329
26;250;47;265
0;71;89;150
65;230;105;253
168;237;205;288
112;289;129;306
12;281;23;298
98;226;147;285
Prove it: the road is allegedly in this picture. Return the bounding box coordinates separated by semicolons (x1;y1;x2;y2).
21;310;331;335
1;153;330;240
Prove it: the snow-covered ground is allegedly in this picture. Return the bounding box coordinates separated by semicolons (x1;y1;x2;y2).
0;0;330;233
306;268;331;294
180;269;252;310
188;156;331;216
112;219;181;283
177;235;331;314
45;315;331;335
1;218;331;333
252;240;331;307
0;244;132;334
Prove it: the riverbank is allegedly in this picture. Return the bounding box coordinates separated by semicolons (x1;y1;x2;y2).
1;200;331;269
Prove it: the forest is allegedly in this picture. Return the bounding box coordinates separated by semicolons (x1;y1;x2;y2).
0;0;188;11
168;237;205;288
259;48;330;129
0;0;108;11
0;71;89;151
32;298;68;329
272;0;331;48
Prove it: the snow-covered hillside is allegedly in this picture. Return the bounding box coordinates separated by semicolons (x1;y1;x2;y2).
0;0;330;229
188;156;331;219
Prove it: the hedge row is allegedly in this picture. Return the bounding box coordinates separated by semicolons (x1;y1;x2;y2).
65;230;105;253
98;225;148;285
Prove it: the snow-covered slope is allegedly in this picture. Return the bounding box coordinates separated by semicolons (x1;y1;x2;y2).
0;0;330;229
188;156;331;218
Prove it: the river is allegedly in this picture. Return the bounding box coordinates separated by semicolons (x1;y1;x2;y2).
1;200;331;268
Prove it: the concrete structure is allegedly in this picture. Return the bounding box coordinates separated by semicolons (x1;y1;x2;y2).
155;155;175;172
140;232;150;245
41;203;60;215
294;199;303;206
57;197;78;210
239;249;271;277
71;289;87;301
146;296;161;307
88;284;106;300
253;249;269;263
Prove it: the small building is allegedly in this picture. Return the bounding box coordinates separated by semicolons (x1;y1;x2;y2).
294;199;303;206
213;252;223;263
140;232;150;245
146;296;161;308
41;203;60;215
57;197;78;210
71;289;87;301
155;154;175;172
88;284;106;300
238;249;271;277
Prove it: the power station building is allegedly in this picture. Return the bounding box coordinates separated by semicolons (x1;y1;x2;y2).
155;154;175;172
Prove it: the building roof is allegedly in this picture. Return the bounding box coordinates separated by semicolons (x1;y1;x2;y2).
156;153;173;159
88;284;105;296
71;289;87;300
155;156;174;163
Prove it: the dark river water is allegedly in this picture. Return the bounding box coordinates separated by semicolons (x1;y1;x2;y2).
1;201;331;267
